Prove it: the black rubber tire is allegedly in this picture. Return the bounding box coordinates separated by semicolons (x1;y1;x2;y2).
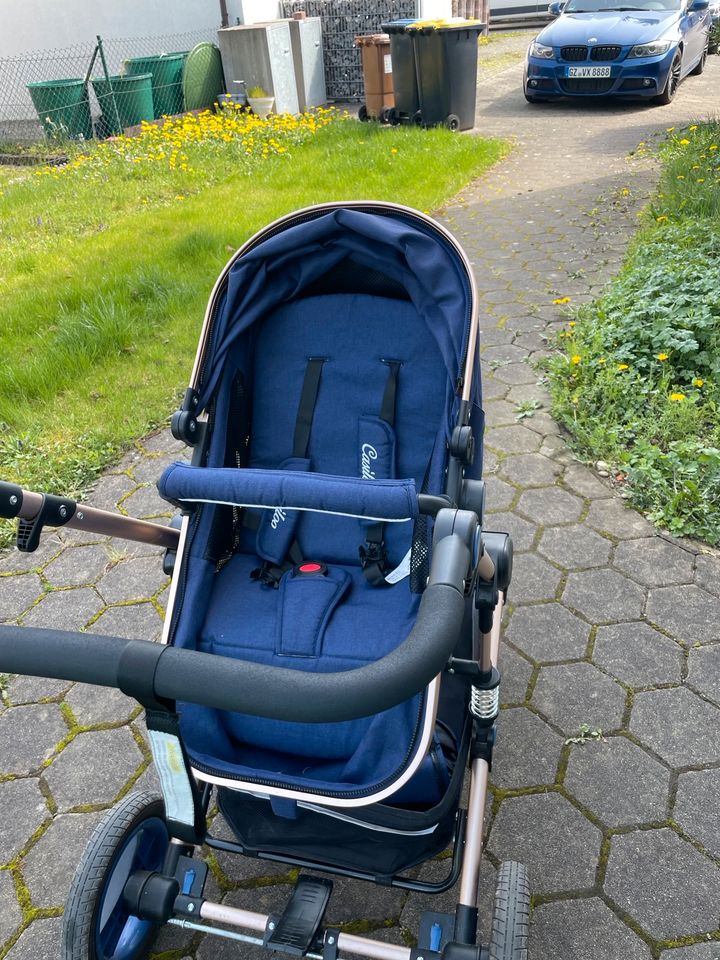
412;110;424;127
654;49;682;104
444;114;461;131
387;107;401;126
358;104;369;122
62;792;168;960
488;861;531;960
690;46;707;75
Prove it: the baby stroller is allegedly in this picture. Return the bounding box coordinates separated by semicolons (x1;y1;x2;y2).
0;202;527;960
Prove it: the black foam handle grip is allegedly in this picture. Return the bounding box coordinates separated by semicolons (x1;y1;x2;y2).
0;482;23;519
0;584;464;723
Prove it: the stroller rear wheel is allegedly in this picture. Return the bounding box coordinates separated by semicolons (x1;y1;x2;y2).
63;791;169;960
488;861;530;960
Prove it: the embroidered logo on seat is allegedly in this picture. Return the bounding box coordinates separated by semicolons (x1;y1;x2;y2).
270;507;287;529
361;443;378;480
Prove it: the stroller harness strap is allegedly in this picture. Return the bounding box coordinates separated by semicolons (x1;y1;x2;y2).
361;360;401;587
254;357;327;582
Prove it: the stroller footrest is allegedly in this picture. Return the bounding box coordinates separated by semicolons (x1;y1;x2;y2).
265;875;333;955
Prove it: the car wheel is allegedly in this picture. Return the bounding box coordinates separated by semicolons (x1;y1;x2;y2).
654;49;682;104
62;792;169;960
689;45;708;74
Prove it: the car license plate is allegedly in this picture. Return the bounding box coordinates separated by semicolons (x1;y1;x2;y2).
567;65;612;77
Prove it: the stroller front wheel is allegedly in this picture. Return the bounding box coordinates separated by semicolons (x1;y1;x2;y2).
489;861;530;960
62;791;169;960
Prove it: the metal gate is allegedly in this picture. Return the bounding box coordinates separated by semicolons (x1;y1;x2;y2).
281;0;416;100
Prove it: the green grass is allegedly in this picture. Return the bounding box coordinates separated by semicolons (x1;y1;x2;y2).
0;113;508;547
546;121;720;544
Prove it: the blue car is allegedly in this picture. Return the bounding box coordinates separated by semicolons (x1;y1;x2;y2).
524;0;711;103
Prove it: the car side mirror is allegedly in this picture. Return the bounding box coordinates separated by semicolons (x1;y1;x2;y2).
688;0;709;9
548;0;565;15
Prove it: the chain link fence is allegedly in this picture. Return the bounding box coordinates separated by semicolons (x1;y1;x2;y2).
0;28;218;145
281;0;415;100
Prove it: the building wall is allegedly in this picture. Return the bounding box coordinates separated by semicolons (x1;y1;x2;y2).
0;0;246;58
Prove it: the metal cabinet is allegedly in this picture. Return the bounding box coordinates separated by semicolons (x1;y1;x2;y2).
218;21;300;115
288;17;326;111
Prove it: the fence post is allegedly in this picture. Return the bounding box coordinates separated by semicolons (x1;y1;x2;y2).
97;36;123;137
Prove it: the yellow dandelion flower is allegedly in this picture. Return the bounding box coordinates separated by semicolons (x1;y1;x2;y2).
710;145;718;151
617;363;629;371
656;215;668;223
598;358;606;365
553;296;571;305
697;179;705;183
669;392;685;402
391;147;398;154
656;353;669;361
571;355;582;365
666;127;674;132
677;175;685;180
693;378;704;388
688;124;698;131
679;138;690;145
175;194;186;201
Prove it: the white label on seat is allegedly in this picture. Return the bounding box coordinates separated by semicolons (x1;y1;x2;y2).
385;548;412;584
147;730;195;827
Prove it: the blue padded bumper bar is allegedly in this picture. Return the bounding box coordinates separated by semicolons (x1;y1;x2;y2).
159;462;419;522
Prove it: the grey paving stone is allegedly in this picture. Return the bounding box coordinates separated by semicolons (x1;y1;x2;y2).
659;947;720;960
523;411;561;437
492;363;538;386
509;552;562;603
64;683;136;726
481;448;498;475
484;400;520;428
517;486;583;526
0;778;48;862
565;736;670;827
96;555;169;604
488;792;601;894
42;544;113;587
593;622;683;688
630;687;720;768
687;644;720;706
0;536;63;574
605;828;720;941
674;768;720;859
6;675;72;705
531;897;652;960
0;574;43;622
23;811;104;907
695;555;720;598
131;762;161;796
506;603;589;662
484;475;516;513
505;383;551;407
562;569;645;624
6;917;63;960
44;728;144;810
485;425;541;456
399;856;495;941
532;662;626;736
646;585;720;645
613;538;695;588
492;707;564;789
498;452;562;488
586;499;654;540
482;376;509;401
21;587;103;631
539;434;575;465
121;483;170;520
139;431;185;455
0;703;68;775
485;513;537;552
0;868;22;945
483;344;531;365
562;464;613;499
92;602;163;641
499;642;534;705
85;471;136;510
538;524;613;570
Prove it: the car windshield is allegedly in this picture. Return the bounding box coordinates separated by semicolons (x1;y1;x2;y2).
564;0;681;10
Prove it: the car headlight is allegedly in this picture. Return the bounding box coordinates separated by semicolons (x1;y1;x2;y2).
628;39;672;57
530;41;555;59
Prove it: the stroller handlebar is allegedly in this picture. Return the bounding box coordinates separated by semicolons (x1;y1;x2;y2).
0;533;471;723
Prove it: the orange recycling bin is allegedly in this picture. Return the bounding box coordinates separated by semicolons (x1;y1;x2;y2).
355;34;394;122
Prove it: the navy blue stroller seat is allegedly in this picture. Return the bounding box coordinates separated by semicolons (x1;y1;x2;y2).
156;204;484;873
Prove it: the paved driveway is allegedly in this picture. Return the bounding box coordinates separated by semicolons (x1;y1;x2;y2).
1;44;719;960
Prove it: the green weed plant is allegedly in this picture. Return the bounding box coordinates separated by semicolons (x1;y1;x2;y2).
547;121;720;544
